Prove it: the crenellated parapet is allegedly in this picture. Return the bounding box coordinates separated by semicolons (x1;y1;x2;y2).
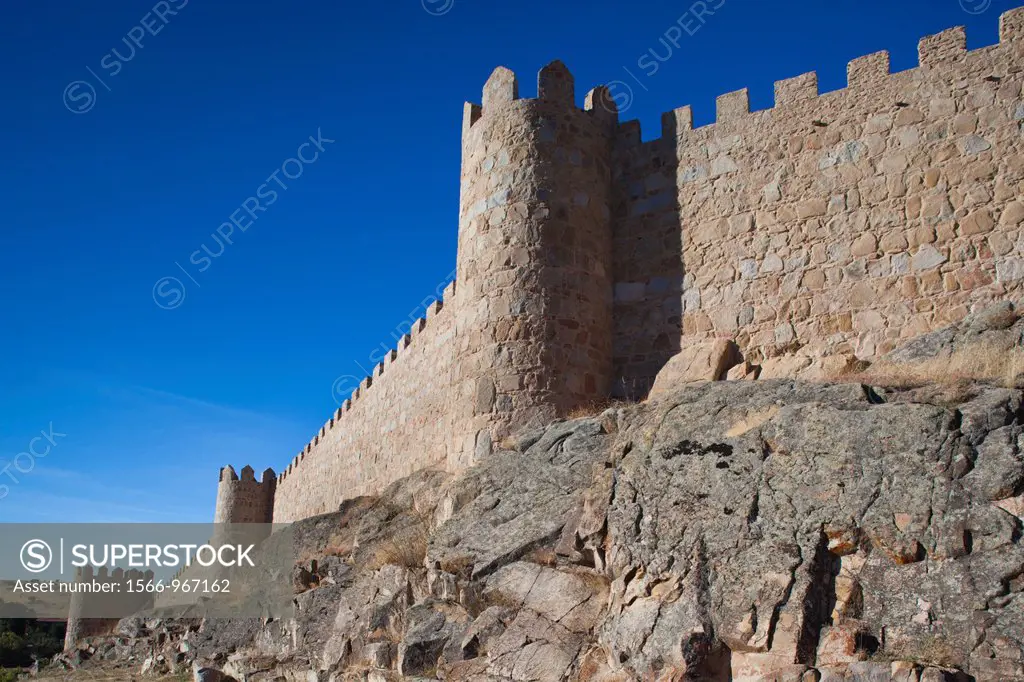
277;279;456;487
615;7;1024;151
462;60;619;134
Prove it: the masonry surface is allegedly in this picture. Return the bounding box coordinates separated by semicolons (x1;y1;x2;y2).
219;7;1024;525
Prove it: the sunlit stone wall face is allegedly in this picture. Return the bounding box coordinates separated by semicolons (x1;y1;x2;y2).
267;8;1024;524
451;62;617;470
611;11;1024;394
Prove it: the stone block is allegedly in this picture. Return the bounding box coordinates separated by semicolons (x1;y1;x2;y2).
758;354;813;379
997;257;1024;283
1001;201;1024;226
919;27;967;66
717;88;750;122
912;245;947;271
727;361;761;381
775;72;818;105
648;340;741;397
483;67;518;109
816;622;867;667
851;233;877;257
798;199;828;219
1001;7;1024;42
848;51;890;88
960;135;992;155
959;209;994;236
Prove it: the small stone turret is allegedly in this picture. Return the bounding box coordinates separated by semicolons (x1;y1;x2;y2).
64;567;155;651
214;465;276;524
451;61;619;469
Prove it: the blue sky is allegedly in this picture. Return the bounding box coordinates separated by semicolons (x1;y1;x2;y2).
0;0;1015;522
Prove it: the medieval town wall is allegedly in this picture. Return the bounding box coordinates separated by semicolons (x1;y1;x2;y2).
612;10;1024;393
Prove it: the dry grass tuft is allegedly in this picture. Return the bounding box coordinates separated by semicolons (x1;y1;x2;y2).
365;531;428;571
525;547;559;567
295;530;355;566
439;553;476;577
323;534;355;558
337;496;376;527
482;588;523;611
884;635;960;669
564;398;632;420
363;510;432;571
840;344;1024;390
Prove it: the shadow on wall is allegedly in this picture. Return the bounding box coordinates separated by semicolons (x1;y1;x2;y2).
610;113;685;401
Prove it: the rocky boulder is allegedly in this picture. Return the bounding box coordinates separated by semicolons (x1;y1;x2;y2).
64;359;1024;681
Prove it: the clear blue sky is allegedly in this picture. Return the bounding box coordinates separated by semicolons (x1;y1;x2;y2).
0;0;1015;522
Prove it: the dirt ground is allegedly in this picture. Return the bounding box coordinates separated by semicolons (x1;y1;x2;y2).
34;667;187;681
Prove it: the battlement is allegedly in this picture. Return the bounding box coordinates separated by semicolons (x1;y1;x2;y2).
219;464;275;485
278;280;457;486
74;565;155;583
616;7;1024;150
463;60;619;136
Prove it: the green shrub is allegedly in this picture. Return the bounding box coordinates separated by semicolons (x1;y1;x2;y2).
0;619;64;669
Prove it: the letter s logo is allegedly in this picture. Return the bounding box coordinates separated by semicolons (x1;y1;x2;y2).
20;539;53;573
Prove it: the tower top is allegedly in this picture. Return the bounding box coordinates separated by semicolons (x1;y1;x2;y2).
466;60;618;135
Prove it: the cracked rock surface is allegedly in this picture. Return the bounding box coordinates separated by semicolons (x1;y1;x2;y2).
72;379;1024;681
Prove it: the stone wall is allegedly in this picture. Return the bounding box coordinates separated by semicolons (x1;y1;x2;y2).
273;288;456;523
612;8;1024;392
241;8;1024;526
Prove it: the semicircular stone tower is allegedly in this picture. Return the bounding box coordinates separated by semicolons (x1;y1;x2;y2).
213;464;276;524
451;61;619;469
